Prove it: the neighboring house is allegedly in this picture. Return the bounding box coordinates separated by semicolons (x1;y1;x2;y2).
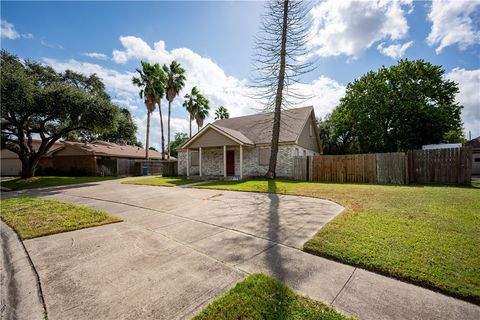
51;140;171;175
177;106;321;179
422;143;462;150
1;140;63;176
464;136;480;175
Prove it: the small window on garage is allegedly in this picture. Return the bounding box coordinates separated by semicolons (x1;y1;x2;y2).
190;151;199;166
258;148;270;165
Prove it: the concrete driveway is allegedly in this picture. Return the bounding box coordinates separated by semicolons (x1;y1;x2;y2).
21;179;343;320
16;179;480;320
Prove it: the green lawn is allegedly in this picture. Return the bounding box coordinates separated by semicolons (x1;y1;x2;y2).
197;179;480;304
193;273;353;320
0;196;122;239
122;176;200;187
1;176;116;191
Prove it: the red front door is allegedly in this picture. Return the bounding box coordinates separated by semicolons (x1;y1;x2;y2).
226;150;235;176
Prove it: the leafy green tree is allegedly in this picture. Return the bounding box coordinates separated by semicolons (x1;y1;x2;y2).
214;106;229;120
168;132;189;158
0;50;117;178
132;62;165;159
163;61;186;159
332;59;463;153
66;108;140;147
97;109;140;145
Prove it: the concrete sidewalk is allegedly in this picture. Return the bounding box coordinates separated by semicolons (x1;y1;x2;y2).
14;180;480;320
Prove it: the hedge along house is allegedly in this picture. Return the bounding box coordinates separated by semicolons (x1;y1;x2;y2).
177;106;322;179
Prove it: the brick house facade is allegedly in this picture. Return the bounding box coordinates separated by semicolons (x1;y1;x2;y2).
177;106;321;179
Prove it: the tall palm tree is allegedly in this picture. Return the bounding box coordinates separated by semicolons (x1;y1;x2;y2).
183;86;201;138
132;61;163;160
195;95;210;132
154;64;167;160
163;61;186;159
214;106;229;120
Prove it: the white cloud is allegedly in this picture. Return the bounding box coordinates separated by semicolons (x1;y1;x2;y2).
43;58;138;96
377;40;414;59
1;19;19;39
445;68;480;138
309;0;413;58
44;36;345;148
40;39;63;49
82;52;108;60
111;35;260;119
427;0;480;54
292;76;346;118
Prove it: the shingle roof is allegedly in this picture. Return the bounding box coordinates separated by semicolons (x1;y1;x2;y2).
212;106;314;145
464;136;480;149
58;140;173;159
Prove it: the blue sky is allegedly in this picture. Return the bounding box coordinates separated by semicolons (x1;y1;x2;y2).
2;0;479;147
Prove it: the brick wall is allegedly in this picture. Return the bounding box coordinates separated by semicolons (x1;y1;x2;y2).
178;144;316;179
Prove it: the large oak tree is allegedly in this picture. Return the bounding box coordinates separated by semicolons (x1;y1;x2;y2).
1;50;118;178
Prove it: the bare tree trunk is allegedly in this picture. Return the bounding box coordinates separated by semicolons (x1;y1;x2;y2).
158;102;165;160
167;100;172;160
20;155;40;179
189;117;192;138
146;111;150;160
266;0;288;179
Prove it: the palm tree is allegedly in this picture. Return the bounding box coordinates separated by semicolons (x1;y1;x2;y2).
195;95;210;132
154;65;167;160
163;61;186;160
214;106;229;120
132;61;164;160
183;86;201;138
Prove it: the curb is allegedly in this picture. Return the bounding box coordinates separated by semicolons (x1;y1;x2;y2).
0;220;46;320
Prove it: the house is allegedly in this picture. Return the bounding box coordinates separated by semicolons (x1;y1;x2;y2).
1;140;63;176
464;136;480;175
51;140;172;176
177;106;321;179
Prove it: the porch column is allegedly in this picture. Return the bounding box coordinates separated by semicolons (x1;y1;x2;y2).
199;147;202;176
223;145;227;177
239;145;243;180
186;148;189;176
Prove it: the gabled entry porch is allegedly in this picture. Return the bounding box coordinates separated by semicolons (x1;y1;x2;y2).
180;123;254;180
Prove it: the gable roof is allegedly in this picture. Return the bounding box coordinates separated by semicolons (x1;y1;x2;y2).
54;140;173;160
464;136;480;149
213;106;314;145
181;106;315;150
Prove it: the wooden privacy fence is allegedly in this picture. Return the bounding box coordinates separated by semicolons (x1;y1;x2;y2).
407;148;472;184
293;147;472;184
96;159;177;177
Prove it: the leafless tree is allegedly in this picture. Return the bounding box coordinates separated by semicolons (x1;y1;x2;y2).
251;0;315;179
